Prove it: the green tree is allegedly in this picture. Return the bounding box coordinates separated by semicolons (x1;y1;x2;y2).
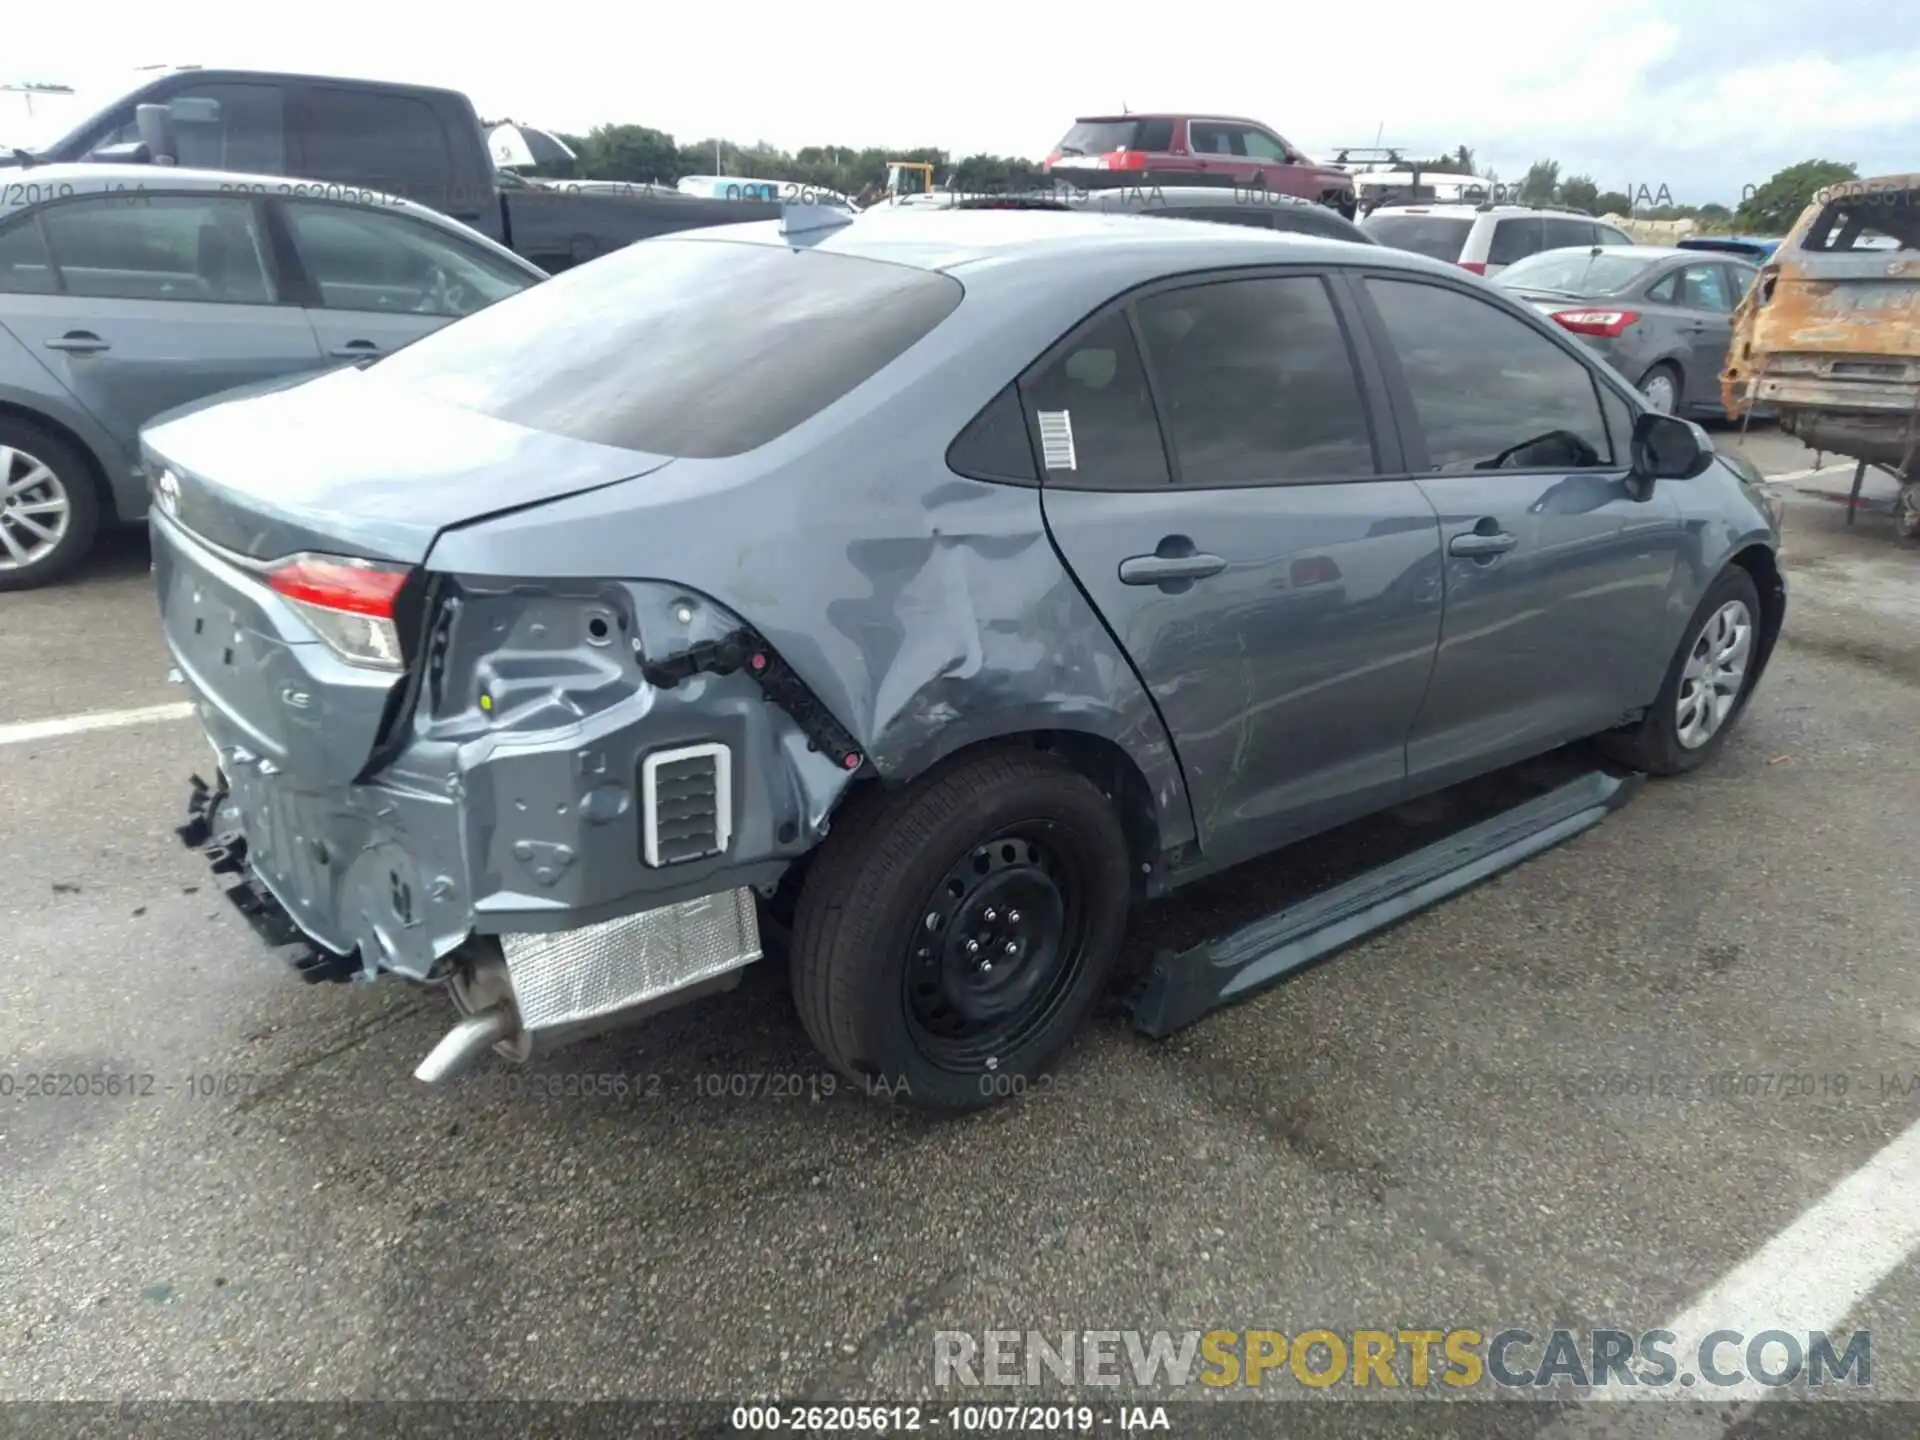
1734;159;1857;234
1407;145;1477;176
1593;189;1631;216
1560;174;1599;213
575;124;683;184
1520;159;1561;204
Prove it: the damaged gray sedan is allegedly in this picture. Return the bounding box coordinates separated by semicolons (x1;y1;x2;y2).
148;205;1785;1112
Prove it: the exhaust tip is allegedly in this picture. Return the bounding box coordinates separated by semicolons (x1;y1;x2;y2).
414;1008;516;1085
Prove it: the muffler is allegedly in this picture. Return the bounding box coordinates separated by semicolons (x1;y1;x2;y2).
411;889;763;1085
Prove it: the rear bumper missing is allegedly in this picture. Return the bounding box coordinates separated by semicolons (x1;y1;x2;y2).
178;769;764;1076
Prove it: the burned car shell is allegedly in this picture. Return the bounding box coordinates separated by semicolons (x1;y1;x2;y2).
1723;174;1920;471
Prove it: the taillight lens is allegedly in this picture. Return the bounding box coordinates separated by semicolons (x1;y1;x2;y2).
264;553;411;671
1106;149;1147;170
1458;260;1488;275
1551;308;1640;338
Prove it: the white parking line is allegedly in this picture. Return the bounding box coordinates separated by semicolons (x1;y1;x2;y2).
1634;1113;1920;1399
0;701;195;747
1766;461;1867;486
1548;1113;1920;1432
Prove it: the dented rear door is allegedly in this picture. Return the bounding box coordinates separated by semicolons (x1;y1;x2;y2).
1028;270;1443;872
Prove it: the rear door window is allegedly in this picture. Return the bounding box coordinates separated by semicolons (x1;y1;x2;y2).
0;213;56;294
1676;263;1735;311
1361;214;1473;261
1364;277;1613;470
295;88;453;207
280;201;532;316
1133;275;1376;485
1130;119;1174;152
366;237;963;458
1188;122;1246;156
1056;120;1156;157
36;193;276;304
1019;309;1170;489
1488;217;1546;264
1541;217;1597;250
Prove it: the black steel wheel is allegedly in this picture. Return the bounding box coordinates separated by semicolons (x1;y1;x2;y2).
790;749;1132;1112
903;825;1092;1071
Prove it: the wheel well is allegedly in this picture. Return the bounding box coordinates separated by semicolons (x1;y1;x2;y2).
0;402;117;520
846;731;1164;881
1728;543;1786;678
1642;357;1683;394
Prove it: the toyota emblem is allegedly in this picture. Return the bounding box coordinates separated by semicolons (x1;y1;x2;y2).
155;468;181;518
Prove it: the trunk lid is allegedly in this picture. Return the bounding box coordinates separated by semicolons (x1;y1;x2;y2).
141;363;674;564
147;365;673;791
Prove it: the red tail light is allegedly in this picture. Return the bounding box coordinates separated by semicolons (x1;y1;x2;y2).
1550;308;1640;338
265;553;411;671
1457;261;1488;275
1106;149;1148;171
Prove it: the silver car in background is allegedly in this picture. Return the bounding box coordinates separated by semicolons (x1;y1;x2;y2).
0;163;545;589
1494;245;1761;417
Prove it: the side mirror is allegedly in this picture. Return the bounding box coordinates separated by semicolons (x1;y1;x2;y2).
1631;410;1714;481
133;103;178;165
92;142;153;164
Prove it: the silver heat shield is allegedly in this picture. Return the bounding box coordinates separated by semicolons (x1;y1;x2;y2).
498;888;762;1032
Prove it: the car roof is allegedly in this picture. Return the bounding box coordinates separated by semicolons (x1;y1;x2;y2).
1366;202;1614;218
1071;112;1267;126
1504;245;1761;277
663;206;1421;277
923;185;1322;212
0;162;542;272
0;160;409;206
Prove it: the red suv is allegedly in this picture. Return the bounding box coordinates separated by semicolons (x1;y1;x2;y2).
1043;114;1357;217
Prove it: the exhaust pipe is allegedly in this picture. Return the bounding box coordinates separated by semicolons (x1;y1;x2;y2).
414;1008;515;1085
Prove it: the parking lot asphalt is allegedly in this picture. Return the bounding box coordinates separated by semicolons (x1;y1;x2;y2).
2;421;1917;1431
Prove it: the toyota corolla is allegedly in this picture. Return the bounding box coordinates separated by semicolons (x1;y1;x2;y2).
147;205;1784;1113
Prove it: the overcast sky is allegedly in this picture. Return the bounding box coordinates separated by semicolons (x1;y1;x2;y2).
8;0;1917;204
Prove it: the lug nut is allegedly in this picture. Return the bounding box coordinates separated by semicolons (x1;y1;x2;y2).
983;907;997;922
1004;941;1018;955
1007;910;1022;925
965;939;980;955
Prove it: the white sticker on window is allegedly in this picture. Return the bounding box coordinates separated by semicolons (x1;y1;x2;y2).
1037;410;1077;471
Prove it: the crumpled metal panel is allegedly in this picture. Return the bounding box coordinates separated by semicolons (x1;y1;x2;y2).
1724;173;1920;424
499;887;761;1031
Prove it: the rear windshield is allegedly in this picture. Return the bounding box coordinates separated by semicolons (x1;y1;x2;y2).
364;238;963;457
1800;187;1920;252
1494;249;1659;296
1360;214;1473;261
1055;119;1172;156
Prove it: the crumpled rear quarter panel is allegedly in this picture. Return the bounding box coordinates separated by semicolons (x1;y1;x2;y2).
422;252;1197;858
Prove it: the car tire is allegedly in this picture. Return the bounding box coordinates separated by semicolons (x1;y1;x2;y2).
789;748;1132;1113
1598;566;1764;777
0;419;102;592
1637;362;1682;416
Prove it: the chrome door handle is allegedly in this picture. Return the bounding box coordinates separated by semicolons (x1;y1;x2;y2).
45;331;110;354
1449;531;1518;557
1119;553;1228;585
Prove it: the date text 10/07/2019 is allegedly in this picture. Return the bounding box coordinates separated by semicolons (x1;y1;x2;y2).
730;1404;1171;1433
